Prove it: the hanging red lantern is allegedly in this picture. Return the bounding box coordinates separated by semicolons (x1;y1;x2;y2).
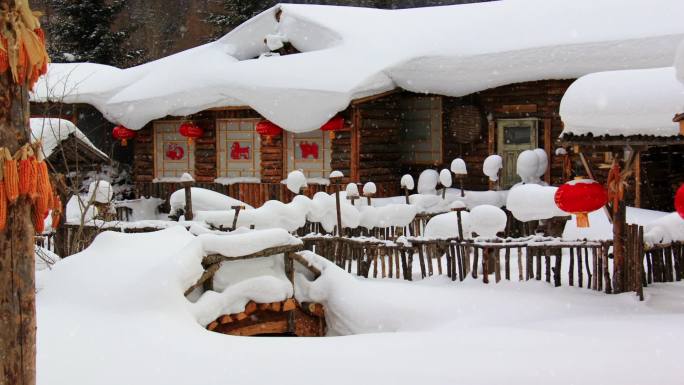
112;125;136;146
554;178;608;228
256;120;283;144
179;122;204;145
675;184;684;220
319;115;345;139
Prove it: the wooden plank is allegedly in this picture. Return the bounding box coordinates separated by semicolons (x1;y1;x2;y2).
543;118;552;184
203;244;304;265
495;104;538;114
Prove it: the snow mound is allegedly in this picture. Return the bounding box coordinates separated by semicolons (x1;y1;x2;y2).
483;155;502;182
439;169;452;187
198;229;301;257
644;212;684;245
400;174;414;190
286;170;307;194
362;182;376;196
424;211;471;239
170;188;252;213
417;169;439;195
195;197;310;232
506;184;567;222
87;180;113;204
450;158;467;175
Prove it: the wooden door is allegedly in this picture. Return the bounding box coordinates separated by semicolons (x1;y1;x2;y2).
497;118;538;188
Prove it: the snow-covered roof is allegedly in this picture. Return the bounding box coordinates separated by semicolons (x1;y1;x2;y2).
31;0;684;133
559;67;684;137
30;118;108;159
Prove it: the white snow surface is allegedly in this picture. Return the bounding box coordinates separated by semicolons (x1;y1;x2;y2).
506;184;568;222
563;206;670;241
87;180;113;204
560;67;684;137
483;154;502;182
644;212;684;245
30;118;106;159
198;229;301;257
169;187;253;213
31;1;684;132
38;226;684;385
195;196;311;232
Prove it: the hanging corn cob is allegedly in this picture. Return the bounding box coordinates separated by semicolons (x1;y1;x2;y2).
28;147;38;198
33;142;51;217
3;148;18;203
50;193;61;230
0;151;6;232
33;205;44;234
0;0;49;88
17;145;36;196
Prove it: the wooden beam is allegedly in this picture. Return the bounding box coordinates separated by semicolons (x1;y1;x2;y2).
350;88;399;106
291;252;322;278
578;151;613;224
350;108;361;181
543;118;552;184
634;151;641;208
203;244;304;265
184;262;221;296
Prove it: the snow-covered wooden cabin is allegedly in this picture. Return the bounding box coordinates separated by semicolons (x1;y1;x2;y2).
31;1;684;208
559;65;684;211
30;117;109;173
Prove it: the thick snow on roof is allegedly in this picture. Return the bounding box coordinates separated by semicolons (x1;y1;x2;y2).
676;41;684;85
32;0;684;132
560;67;684;137
30;118;107;159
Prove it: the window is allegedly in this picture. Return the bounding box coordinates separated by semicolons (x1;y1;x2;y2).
284;130;332;178
399;96;443;164
216;119;261;178
154;121;194;179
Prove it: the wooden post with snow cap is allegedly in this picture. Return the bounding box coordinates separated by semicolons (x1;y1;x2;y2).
181;173;195;221
450;201;467;240
400;174;414;205
329;171;344;236
439;169;452;200
345;183;360;206
451;158;467;198
362;182;376;206
230;205;245;230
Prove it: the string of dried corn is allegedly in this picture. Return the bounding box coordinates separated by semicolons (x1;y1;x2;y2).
4;148;19;203
0;0;48;88
0;150;6;231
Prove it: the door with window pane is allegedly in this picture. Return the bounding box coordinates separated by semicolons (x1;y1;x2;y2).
497;118;538;188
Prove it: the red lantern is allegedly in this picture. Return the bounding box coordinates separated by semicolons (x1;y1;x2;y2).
320;115;345;139
112;125;136;146
179;122;203;145
256;120;283;144
675;184;684;220
554;178;608;228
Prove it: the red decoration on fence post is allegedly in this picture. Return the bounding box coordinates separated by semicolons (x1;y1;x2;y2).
675;184;684;219
554;178;608;228
319;115;344;140
112;125;136;146
256;120;283;145
179;122;204;145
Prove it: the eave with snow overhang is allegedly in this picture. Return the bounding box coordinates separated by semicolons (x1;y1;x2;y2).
559;67;684;147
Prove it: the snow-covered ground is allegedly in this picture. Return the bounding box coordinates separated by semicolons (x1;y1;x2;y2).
38;227;684;385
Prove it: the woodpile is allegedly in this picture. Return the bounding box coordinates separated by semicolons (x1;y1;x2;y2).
206;298;326;337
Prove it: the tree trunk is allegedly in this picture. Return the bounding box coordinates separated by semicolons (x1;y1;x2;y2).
0;2;37;383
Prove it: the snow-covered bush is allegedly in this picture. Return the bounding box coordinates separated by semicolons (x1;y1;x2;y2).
469;205;507;238
439;169;452;188
450;158;467;175
506;184;567;222
483;155;503;182
286;170;307;193
417;169;439;195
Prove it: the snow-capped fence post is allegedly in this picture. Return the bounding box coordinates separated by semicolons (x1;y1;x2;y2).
345;183;360;206
329;171;344;236
451;158;467;197
183;180;193;221
400;174;414;205
362;182;376;206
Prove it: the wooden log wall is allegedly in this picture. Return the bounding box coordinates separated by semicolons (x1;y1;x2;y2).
440;80;574;189
260;134;284;183
640;145;684;211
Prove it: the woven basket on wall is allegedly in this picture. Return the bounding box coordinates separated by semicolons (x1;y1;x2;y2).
448;105;482;144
